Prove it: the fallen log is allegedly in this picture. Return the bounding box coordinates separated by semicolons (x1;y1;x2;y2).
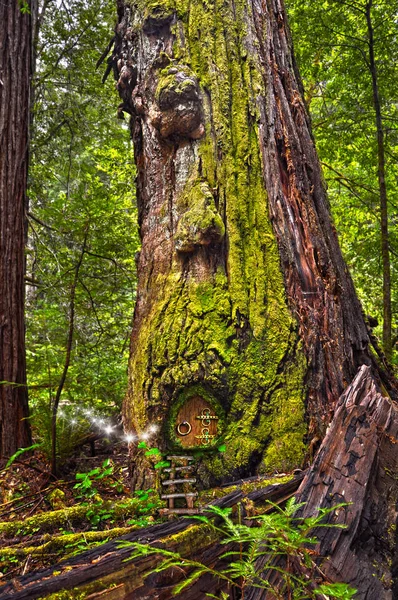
0;474;304;599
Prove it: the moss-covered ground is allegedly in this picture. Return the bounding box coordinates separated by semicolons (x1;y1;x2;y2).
0;449;164;581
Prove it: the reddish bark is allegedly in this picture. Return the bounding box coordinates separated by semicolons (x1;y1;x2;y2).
0;0;33;458
253;0;383;434
248;365;398;599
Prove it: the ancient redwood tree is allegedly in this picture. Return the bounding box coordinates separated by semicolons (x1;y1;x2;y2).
114;0;393;487
0;1;33;458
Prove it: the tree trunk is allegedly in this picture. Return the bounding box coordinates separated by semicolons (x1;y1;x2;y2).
114;0;392;487
246;365;398;599
0;0;33;459
365;0;392;363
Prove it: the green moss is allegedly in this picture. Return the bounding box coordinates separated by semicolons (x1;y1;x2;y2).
135;0;189;22
42;590;88;600
0;528;133;562
155;63;196;102
125;0;308;477
198;474;293;505
0;497;159;538
175;178;225;253
162;523;217;554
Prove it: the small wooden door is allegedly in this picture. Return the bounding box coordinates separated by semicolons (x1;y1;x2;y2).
175;396;219;448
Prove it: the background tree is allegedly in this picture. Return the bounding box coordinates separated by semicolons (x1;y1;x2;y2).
25;0;139;466
0;0;35;458
287;0;398;362
114;0;393;488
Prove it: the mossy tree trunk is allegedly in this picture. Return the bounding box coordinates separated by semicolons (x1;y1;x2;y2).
114;0;391;487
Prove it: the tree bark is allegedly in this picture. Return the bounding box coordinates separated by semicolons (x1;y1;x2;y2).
112;0;394;487
243;365;398;599
0;0;33;459
112;0;393;486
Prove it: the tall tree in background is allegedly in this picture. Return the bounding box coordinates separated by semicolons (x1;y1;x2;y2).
288;0;398;363
0;0;34;458
114;0;394;489
24;0;139;467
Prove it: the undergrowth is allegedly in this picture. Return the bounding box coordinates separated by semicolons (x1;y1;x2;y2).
119;499;357;599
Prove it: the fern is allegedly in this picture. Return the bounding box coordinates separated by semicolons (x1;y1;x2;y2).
119;499;357;599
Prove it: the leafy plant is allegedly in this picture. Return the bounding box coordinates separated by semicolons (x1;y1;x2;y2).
314;583;357;600
73;458;114;500
119;499;357;599
125;488;161;527
144;444;171;470
5;443;42;468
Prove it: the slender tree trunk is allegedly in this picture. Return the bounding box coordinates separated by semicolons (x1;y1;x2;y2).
365;0;392;362
51;227;88;476
0;0;34;459
114;0;392;487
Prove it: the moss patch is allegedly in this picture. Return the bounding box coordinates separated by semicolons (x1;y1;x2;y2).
0;496;162;538
175;177;225;253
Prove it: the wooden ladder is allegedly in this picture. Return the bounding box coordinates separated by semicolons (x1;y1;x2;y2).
160;455;199;515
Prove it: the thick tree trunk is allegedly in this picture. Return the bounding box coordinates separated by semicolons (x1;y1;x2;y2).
113;0;392;486
246;365;398;599
0;0;33;458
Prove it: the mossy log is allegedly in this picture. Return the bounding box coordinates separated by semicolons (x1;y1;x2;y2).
0;475;303;599
0;497;158;539
113;0;393;487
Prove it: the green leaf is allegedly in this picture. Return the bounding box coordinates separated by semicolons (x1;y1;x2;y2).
6;444;42;468
154;460;170;469
145;448;162;457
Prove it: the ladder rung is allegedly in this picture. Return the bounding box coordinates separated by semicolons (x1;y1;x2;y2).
166;455;195;461
162;478;196;486
163;465;194;473
161;493;198;499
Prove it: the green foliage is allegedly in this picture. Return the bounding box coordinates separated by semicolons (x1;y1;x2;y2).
19;0;30;14
144;444;170;469
26;0;139;448
120;499;356;598
287;0;398;360
30;401;90;464
5;444;42;468
314;583;357;600
126;489;161;527
73;459;115;500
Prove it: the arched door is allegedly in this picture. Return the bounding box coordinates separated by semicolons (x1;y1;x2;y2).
175;396;219;449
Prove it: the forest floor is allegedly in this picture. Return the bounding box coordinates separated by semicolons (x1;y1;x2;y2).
0;442;293;585
0;440;164;581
